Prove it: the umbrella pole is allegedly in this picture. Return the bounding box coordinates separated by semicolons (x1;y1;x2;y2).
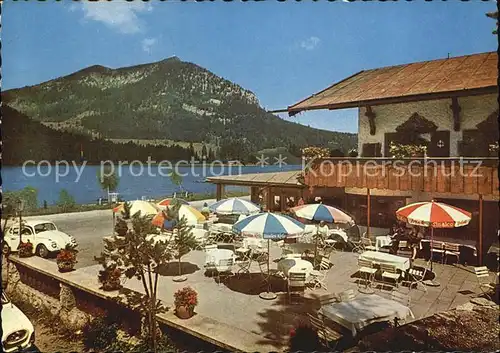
424;226;440;287
259;239;277;300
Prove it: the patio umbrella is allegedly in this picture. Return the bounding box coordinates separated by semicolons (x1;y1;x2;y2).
396;200;471;285
209;198;260;215
152;204;205;227
290;203;354;265
157;198;189;209
113;200;160;217
232;212;305;300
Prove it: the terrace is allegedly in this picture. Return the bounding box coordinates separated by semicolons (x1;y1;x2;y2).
10;240;497;352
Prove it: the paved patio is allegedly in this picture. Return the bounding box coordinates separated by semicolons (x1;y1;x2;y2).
83;242;493;350
11;243;494;352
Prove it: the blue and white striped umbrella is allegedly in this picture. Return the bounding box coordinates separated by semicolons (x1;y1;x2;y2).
209;198;260;215
232;212;305;240
291;203;353;224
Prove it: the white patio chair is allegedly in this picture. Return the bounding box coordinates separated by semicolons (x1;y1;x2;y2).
338;288;355;302
307;312;342;350
474;266;495;300
288;272;307;304
317;293;339;306
380;264;401;290
214;258;234;285
361;237;377;252
390;291;414;323
403;266;428;292
444;242;460;264
234;249;253;278
309;256;331;290
430;240;445;263
358;258;377;290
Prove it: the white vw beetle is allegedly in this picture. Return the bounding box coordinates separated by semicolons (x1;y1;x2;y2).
3;220;77;258
1;292;36;352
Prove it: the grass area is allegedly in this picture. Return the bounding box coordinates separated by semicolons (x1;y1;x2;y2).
16;191;250;217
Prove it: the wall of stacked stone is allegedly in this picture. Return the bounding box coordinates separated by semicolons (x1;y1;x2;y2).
4;260;141;335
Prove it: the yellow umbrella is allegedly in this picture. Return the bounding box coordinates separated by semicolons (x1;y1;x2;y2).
113;200;160;217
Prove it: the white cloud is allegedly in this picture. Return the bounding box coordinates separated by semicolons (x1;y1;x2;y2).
142;38;157;54
300;36;321;51
77;0;153;34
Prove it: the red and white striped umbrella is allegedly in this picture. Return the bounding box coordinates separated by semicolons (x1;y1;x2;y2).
396;200;471;275
396;201;471;228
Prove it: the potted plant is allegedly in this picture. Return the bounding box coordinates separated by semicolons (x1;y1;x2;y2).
174;287;198;319
56;244;78;272
97;262;122;291
18;241;34;258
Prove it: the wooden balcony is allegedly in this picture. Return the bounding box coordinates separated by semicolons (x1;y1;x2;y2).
302;157;499;197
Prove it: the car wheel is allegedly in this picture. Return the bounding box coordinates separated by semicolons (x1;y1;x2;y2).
2;242;11;255
36;244;49;258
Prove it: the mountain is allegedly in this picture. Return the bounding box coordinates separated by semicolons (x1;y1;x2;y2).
1;106;197;165
2;57;357;154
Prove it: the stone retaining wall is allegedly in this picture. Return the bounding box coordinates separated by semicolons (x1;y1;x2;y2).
3;259;141;334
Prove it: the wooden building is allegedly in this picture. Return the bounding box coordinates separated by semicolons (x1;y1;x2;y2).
271;52;499;262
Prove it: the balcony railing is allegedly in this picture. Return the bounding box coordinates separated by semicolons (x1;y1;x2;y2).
302;157;499;197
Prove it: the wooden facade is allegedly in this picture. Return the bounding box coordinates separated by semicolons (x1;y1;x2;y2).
303;158;499;198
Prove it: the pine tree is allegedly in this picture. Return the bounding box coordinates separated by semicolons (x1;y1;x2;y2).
165;203;198;278
201;144;208;159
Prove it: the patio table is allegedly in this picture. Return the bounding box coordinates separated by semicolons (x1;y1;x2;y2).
205;249;234;268
359;251;410;271
375;235;392;250
320;293;414;336
211;223;233;233
277;258;313;279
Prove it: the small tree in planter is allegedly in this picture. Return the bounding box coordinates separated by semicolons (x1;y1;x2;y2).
121;201;132;220
110;214;172;353
165;203;198;282
18;241;34;258
173;287;198;319
56;244;78;272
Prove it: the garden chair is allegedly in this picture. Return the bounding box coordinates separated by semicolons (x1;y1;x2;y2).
234;249;253;278
307;312;342;350
357;258;377;290
288;272;307;304
338;288;356;301
309;256;331;290
317;292;339;307
444;242;460;265
214;258;234;285
361;237;377;251
390;291;414;322
474;266;495;300
430;240;445;263
380;264;401;290
403;266;428;292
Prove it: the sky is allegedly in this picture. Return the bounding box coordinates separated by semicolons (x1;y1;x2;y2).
2;0;498;134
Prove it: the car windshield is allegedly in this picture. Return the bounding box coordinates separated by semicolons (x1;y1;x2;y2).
1;293;9;305
34;223;57;233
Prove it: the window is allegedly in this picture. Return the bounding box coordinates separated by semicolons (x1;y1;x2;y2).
34;223;57;233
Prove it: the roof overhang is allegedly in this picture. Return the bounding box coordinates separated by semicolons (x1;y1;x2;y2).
271;86;498;116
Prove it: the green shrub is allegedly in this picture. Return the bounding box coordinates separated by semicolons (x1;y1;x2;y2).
57;189;76;212
82;316;119;351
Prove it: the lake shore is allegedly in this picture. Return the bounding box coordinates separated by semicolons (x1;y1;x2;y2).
17;191;250;217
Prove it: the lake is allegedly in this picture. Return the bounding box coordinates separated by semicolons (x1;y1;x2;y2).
2;164;302;205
